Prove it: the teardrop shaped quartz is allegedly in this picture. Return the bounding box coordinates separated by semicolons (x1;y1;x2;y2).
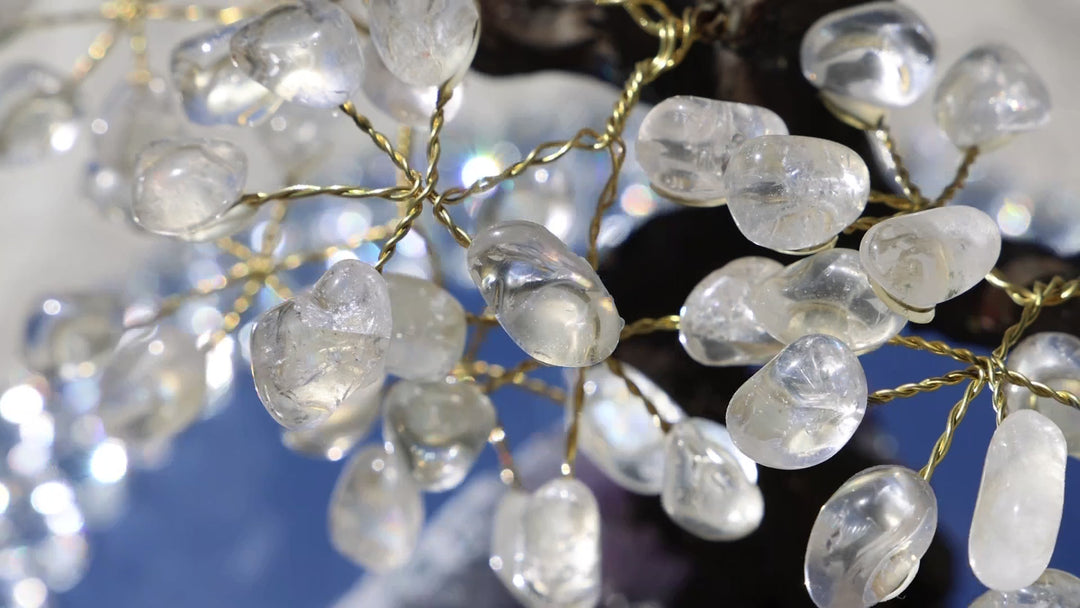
329;443;424;571
467;220;622;367
750;248;906;353
804;465;938;608
573;362;685;495
934;44;1050;149
368;0;480;87
859;205;1001;311
385;273;467;381
679;256;784;366
727;334;868;469
358;39;465;128
22;291;125;380
231;0;365;108
1005;332;1080;457
724;135;870;252
282;376;383;460
635;96;788;206
662;417;763;541
251;259;392;430
132;137;252;241
382;379;496;491
970;409;1067;592
0;62;81;164
970;568;1080;608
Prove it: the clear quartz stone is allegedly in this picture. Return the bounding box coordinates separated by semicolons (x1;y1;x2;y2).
800;2;936;119
382;380;496;492
1005;332;1080;457
490;488;534;605
96;325;207;452
385;273;467;381
724;135;870;252
635;96;788;205
661;417;763;541
475;166;576;242
860;206;1002;310
171;23;282;126
251;259;391;430
282;376;383;460
23;292;124;380
970;409;1067;592
804;465;937;608
934;44;1051;149
573;362;686;495
970;569;1080;608
749;248;906;353
0;62;81;164
328;443;424;571
727;334;867;469
368;0;480;87
230;0;365;108
467;221;623;368
358;39;464;128
679;256;784;366
132;137;253;241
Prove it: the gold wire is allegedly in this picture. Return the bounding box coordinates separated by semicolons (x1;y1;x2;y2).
563;368;587;477
606;358;672;432
920;371;986;480
620;315;681;339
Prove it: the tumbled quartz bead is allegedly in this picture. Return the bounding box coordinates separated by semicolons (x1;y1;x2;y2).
724;135;869;252
23;292;124;380
0;62;81;164
96;325;207;451
132;138;253;241
382;379;496;492
385;273;467;381
801;2;936;122
573;362;685;495
727;334;867;469
251;259;391;430
171;23;282;126
750;248;906;353
368;0;479;87
970;568;1080;608
282;376;383;460
490;489;533;606
231;0;364;108
635;96;788;205
805;465;937;608
359;40;464;129
467;221;622;368
679;256;784;366
1005;332;1080;457
662;417;763;541
970;409;1066;592
860;206;1001;312
329;443;424;571
934;44;1051;149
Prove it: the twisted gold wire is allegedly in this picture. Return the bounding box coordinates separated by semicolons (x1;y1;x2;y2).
920;371;986;480
563;368;587;477
873;121;926;206
933;146;980;207
606;358;672;432
620;315;681;339
868;368;979;405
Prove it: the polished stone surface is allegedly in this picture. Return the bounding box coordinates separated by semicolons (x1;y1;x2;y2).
385;274;467;381
970;568;1080;608
727;334;867;469
0;62;80;164
22;292;124;381
1005;332;1080;458
970;409;1067;591
358;39;464;129
282;376;383;461
368;0;480;87
805;465;938;608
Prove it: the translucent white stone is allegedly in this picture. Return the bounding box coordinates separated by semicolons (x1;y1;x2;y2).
358;39;464;128
934;44;1051;149
231;0;365;108
382;380;495;491
971;568;1080;608
727;334;867;469
724;135;870;252
635;96;788;205
97;325;207;451
970;409;1067;592
573;362;685;495
1005;333;1080;458
490;489;533;605
385;274;466;381
252;259;391;430
282;376;383;460
679;257;784;366
23;292;124;380
0;471;89;591
329;443;424;571
805;465;938;608
132;138;253;241
467;221;622;367
0;62;81;164
171;23;282;126
475;166;576;242
662;417;763;541
368;0;480;87
801;2;936;119
860;206;1002;310
750;248;906;353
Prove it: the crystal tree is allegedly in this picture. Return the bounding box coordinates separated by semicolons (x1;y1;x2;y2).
2;0;1080;606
